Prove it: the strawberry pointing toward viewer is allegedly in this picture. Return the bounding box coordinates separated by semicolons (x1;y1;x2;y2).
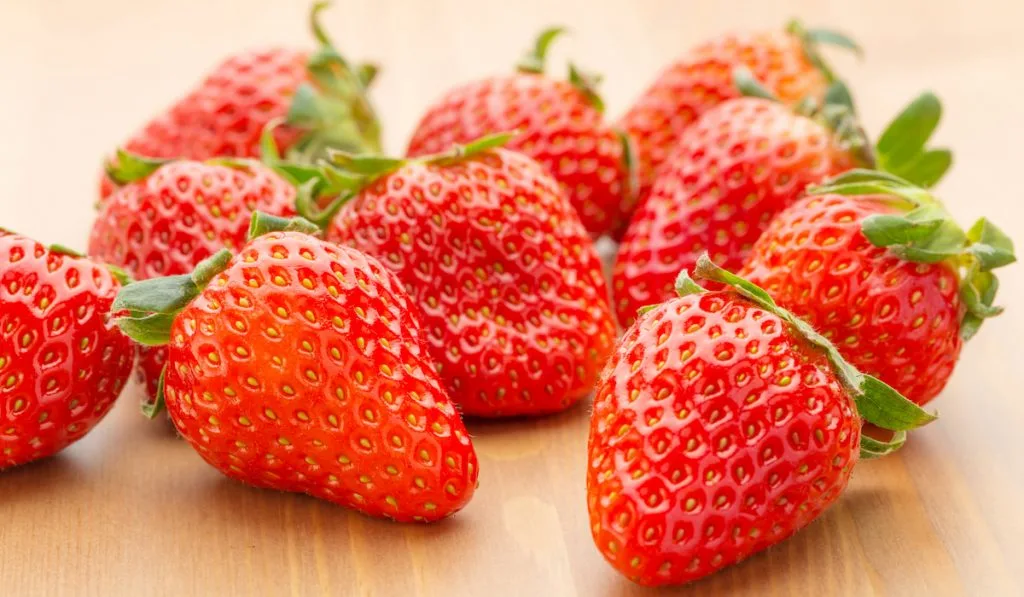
587;255;936;586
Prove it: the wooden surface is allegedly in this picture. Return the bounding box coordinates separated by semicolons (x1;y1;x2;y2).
1;1;1022;595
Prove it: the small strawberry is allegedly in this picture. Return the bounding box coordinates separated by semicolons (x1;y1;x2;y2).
1;232;133;469
302;134;617;417
742;171;1015;405
587;254;935;586
618;20;861;202
111;213;479;522
89;153;298;406
612;79;951;328
406;28;634;238
100;1;380;202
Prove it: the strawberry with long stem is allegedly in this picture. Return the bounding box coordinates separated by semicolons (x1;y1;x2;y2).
742;170;1015;404
111;213;478;522
588;254;936;586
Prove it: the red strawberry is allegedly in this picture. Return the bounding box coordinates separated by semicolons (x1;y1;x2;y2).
89;153;298;406
587;255;935;586
406;28;634;238
742;171;1015;405
1;232;133;469
612;84;951;328
305;134;617;417
99;1;380;202
111;214;479;522
618;21;860;203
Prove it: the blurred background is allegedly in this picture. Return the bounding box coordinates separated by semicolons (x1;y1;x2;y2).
1;0;1021;249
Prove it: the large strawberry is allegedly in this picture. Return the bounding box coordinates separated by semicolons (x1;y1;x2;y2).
612;80;951;328
300;134;617;417
111;214;478;522
89;153;297;406
1;231;133;469
742;171;1014;405
618;20;861;203
406;28;634;238
587;254;935;586
99;1;380;201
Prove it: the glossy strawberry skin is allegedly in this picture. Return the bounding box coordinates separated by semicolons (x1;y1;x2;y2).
612;98;854;328
163;232;478;522
407;75;630;237
741;194;964;405
328;149;617;417
89;160;297;404
99;49;309;201
619;29;827;203
1;232;133;469
587;291;859;586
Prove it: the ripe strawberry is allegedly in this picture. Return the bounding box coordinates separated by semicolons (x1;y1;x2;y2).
741;171;1015;405
111;214;479;522
587;255;935;586
89;153;298;406
612;83;951;328
305;134;617;417
406;28;634;238
99;1;380;202
618;20;860;202
1;231;133;469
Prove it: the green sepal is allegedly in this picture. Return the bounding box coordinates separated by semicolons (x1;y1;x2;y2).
104;264;133;286
859;431;906;460
874;92;950;188
104;149;172;186
636;304;660;317
803;27;864;58
965;218;1016;271
615;129;639;208
674;269;706;298
49;243;133;284
959;272;1000;341
327;152;407;176
691;254;937;434
786;19;862;84
732;67;779;102
823;80;857;115
248;212;320;241
141;364;168;419
862;204;968;264
112;249;233;346
356;63;379;88
517;26;566;74
568;64;605;113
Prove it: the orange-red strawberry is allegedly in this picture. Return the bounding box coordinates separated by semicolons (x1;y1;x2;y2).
406;28;634;238
618;21;859;203
587;255;935;586
99;2;380;202
112;214;478;522
612;84;951;328
306;134;617;417
1;231;133;469
742;171;1015;405
89;153;297;406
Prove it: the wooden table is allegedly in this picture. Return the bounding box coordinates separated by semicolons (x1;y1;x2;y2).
1;1;1022;595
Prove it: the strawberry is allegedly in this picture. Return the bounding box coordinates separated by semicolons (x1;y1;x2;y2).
89;153;298;406
741;171;1015;405
1;231;133;469
612;80;952;328
406;28;634;238
618;20;860;203
99;1;380;202
111;214;479;522
302;134;617;417
587;254;935;586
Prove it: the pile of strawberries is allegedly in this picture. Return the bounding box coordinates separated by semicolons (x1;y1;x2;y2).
1;3;1016;587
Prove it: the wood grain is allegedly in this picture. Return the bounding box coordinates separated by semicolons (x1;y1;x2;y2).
1;1;1022;595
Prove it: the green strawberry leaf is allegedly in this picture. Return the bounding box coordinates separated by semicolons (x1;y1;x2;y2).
568;63;605;113
141;365;168;419
674;269;706;298
803;27;864;57
104;149;171;186
875;92;948;187
859;431;907;460
965;218;1016;271
248;212;320;240
823;80;857;114
517;26;567;74
732;67;780;102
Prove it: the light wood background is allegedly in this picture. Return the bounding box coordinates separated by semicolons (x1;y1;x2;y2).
1;1;1022;595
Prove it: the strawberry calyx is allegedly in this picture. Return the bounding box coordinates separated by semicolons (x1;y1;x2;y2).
809;169;1015;340
516;26;567;74
293;132;516;228
38;242;134;286
111;212;319;418
786;19;863;85
285;1;383;163
104;149;173;186
677;253;937;458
